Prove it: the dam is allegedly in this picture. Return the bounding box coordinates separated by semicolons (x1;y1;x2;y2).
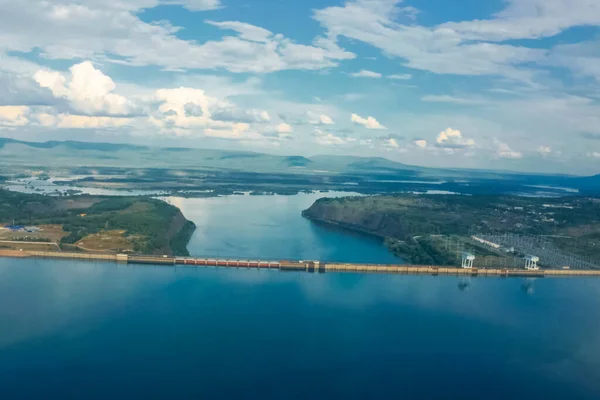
1;249;600;278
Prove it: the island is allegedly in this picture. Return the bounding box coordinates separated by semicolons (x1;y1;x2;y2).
302;194;600;269
0;189;195;256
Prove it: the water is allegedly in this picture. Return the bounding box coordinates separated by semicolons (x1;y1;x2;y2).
1;259;600;399
4;177;167;197
2;193;600;398
165;192;400;263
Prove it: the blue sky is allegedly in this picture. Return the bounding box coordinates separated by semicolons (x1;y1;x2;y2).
1;0;600;174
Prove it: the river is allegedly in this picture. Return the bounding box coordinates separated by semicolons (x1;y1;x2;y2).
1;193;600;398
164;192;400;263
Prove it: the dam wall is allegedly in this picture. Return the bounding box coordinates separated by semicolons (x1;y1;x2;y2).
2;250;600;278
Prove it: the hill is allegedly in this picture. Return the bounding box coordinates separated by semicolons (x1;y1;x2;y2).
302;195;600;266
0;190;195;256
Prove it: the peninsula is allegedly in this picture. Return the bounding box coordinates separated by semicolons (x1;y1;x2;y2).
303;194;600;269
0;189;195;256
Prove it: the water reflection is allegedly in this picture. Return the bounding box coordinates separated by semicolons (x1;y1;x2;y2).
521;278;537;295
458;277;471;292
2;260;600;398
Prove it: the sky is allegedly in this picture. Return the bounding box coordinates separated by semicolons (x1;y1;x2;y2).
1;0;600;175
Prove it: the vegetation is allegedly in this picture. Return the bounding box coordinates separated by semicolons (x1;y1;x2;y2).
385;237;456;265
303;194;600;264
0;189;195;255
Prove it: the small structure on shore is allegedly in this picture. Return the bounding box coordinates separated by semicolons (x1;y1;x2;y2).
461;252;475;269
525;255;540;270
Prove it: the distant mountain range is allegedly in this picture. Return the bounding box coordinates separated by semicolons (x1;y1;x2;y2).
1;138;599;194
0;137;424;174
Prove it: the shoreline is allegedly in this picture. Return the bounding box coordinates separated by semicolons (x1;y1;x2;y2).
1;250;599;278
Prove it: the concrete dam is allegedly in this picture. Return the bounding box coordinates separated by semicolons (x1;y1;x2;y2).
2;250;600;278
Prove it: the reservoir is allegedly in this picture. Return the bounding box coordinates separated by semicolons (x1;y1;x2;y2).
165;192;400;264
1;193;600;399
1;260;600;399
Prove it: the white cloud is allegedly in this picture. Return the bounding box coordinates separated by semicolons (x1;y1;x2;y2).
204;123;263;140
210;106;271;123
538;145;552;156
0;106;29;127
313;127;349;146
152;87;222;131
165;0;222;11
351;113;386;129
422;95;486;105
205;21;272;42
384;138;400;148
549;39;600;81
308;112;335;125
276;123;293;134
441;0;600;42
34;61;136;116
414;139;427;148
316;133;347;146
495;139;523;159
313;0;548;79
0;70;57;107
0;1;355;74
589;152;600;158
349;69;382;78
436;128;476;148
49;114;132;129
388;74;412;80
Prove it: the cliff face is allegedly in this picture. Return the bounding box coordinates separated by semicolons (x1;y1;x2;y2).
303;199;392;238
163;210;196;256
302;195;450;241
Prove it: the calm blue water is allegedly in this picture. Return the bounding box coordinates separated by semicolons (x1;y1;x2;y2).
1;260;600;399
1;193;600;399
165;192;400;263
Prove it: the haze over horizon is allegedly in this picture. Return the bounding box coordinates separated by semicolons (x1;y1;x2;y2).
1;0;600;174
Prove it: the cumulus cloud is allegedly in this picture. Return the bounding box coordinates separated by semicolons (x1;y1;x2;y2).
591;152;600;158
436;128;476;148
316;133;347;146
0;106;29;127
33;113;132;129
414;139;427;148
495;139;523;159
384;138;400;148
313;127;348;146
204;123;262;140
537;145;552;156
151;87;222;132
0;71;57;107
276;123;293;134
349;69;382;78
308;112;335;125
149;86;278;140
34;61;137;117
184;102;204;117
351;113;386;129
